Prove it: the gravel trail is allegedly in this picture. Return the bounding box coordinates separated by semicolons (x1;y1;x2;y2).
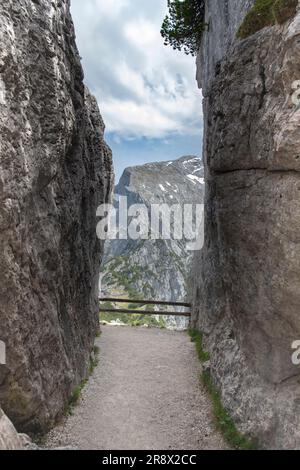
45;325;227;450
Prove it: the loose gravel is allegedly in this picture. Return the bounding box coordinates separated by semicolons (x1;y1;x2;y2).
45;325;227;450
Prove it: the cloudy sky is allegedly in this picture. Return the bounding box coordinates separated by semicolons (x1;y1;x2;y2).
71;0;203;180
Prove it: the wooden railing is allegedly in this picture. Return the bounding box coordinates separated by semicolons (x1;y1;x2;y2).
99;298;191;317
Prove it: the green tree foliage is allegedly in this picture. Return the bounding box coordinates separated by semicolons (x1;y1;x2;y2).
161;0;206;56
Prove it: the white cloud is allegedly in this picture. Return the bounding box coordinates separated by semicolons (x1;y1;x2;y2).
71;0;202;140
100;98;181;138
124;18;158;48
115;62;146;101
89;0;129;18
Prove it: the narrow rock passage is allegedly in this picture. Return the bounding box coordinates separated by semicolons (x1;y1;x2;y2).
46;326;226;450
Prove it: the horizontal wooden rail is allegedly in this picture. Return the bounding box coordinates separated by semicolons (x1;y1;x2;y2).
100;298;191;308
99;308;191;317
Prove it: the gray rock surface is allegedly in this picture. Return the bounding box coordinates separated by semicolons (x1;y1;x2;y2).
0;0;113;433
0;408;29;450
196;0;255;95
101;156;204;329
192;1;300;449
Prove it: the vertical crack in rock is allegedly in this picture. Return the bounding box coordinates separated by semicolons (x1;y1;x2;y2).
191;0;300;449
0;0;114;433
258;63;267;110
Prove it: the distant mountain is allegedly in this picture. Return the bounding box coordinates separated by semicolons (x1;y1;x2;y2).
100;156;205;329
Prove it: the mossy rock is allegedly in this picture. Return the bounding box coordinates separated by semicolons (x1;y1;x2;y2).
273;0;298;24
237;0;298;39
237;0;276;39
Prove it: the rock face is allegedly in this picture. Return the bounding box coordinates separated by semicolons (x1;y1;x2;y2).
191;0;300;449
102;156;204;329
0;0;113;432
0;408;27;450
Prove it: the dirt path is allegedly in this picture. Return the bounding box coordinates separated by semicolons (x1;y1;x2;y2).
45;325;226;450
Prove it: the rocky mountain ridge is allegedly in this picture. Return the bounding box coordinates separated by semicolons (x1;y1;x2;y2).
101;156;204;329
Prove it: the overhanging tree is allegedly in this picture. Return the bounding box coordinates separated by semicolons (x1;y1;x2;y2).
161;0;206;56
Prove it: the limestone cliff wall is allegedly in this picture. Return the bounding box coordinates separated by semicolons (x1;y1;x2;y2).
0;408;27;450
0;0;113;432
192;0;300;448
